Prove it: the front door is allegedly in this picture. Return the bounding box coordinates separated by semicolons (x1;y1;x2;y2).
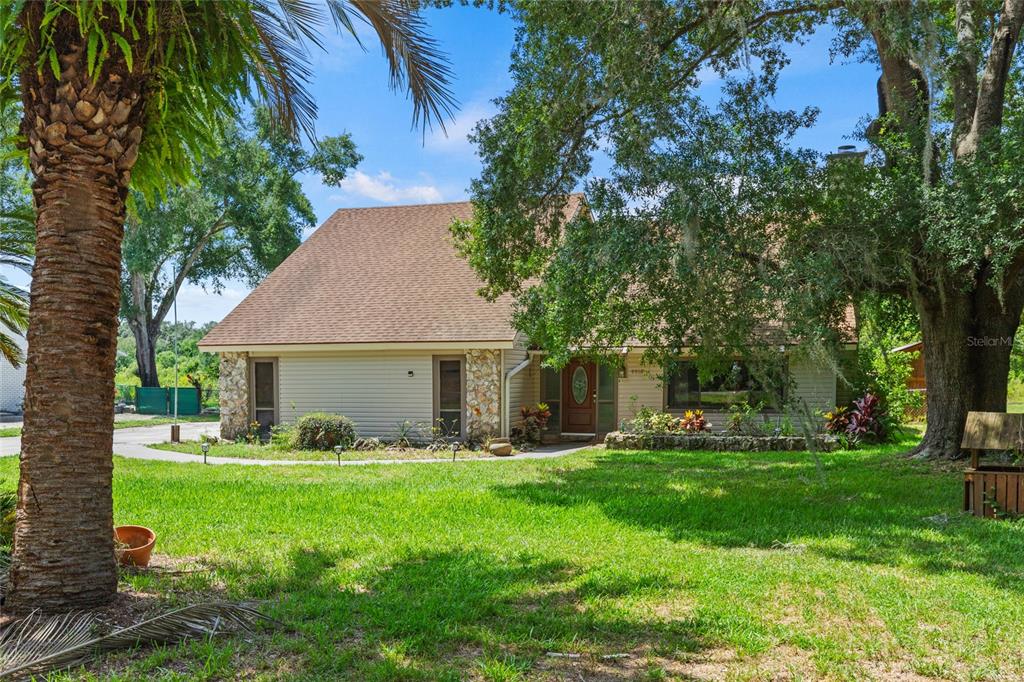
562;359;596;434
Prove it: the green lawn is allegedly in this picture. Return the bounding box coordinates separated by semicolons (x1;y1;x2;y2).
15;437;1024;681
150;440;487;462
0;414;218;438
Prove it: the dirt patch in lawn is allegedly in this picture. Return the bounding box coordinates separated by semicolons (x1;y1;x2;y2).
528;644;957;681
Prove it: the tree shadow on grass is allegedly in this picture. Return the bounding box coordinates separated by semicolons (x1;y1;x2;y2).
494;449;1024;592
206;546;711;680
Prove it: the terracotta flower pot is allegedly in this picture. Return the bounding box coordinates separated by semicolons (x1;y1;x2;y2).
114;525;156;567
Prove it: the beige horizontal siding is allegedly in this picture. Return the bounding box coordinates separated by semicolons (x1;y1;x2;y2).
277;353;436;439
617;351;664;421
788;355;838;414
504;334;539;431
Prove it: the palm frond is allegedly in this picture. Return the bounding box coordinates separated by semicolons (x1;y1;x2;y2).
0;334;21;368
329;0;457;133
0;204;34;273
247;1;320;141
0;602;274;681
0;277;27;367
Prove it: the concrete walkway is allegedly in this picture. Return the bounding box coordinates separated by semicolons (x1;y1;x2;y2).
0;422;590;466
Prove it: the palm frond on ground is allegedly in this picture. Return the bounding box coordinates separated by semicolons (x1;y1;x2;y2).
0;602;274;681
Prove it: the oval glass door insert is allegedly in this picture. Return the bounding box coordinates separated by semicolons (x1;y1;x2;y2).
572;366;589;404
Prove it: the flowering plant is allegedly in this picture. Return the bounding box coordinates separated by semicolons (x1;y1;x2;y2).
680;409;709;432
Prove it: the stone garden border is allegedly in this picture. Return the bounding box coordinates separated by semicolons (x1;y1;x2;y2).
604;431;835;452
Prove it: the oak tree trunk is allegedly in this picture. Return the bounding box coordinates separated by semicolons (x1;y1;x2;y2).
913;275;1024;459
7;10;148;613
913;285;973;459
127;271;161;387
128;313;161;388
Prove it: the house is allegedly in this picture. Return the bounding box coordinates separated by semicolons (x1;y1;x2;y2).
0;332;26;414
199;199;854;442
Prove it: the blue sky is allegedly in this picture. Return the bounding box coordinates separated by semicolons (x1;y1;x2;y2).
4;5;883;325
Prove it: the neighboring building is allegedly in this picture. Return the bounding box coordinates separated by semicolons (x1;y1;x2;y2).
199;199;856;442
892;340;926;421
0;332;27;414
892;341;926;391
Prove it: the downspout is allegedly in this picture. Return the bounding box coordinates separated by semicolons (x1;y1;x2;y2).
502;356;533;438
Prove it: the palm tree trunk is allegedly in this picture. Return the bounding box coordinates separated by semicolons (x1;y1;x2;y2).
7;10;147;613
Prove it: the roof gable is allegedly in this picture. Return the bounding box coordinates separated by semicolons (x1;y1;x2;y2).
200;198;581;348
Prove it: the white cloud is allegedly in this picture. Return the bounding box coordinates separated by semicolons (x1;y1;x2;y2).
308;28;367;74
425;101;495;156
175;282;250;325
332;170;443;204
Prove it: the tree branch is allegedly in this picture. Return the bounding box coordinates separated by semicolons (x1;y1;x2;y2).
951;0;980;155
958;0;1024;156
151;212;232;329
540;1;844;219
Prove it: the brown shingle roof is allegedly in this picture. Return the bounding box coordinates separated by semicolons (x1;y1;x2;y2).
200;197;583;348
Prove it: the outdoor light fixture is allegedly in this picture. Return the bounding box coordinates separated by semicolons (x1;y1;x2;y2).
334;444;343;466
201;441;210;465
451;441;461;462
407;370;414;377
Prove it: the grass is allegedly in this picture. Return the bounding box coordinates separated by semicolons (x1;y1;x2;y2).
13;435;1024;680
149;440;488;462
0;414;218;438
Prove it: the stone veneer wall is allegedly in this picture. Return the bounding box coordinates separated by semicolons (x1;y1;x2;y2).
604;431;835;452
219;352;249;440
465;349;501;441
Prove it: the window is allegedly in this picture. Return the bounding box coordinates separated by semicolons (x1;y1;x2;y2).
666;360;783;409
251;359;277;435
434;357;464;437
666;362;700;409
597;364;617;432
541;366;560;432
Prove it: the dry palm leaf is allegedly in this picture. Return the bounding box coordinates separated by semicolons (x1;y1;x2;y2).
0;602;273;681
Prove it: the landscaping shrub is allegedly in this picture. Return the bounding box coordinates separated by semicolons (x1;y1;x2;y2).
679;409;708;432
269;424;293;448
823;406;850;435
293;413;356;450
823;392;892;446
517;403;552;443
630;407;677;433
629;407;708;434
847;393;889;444
392;419;422;448
725;400;768;435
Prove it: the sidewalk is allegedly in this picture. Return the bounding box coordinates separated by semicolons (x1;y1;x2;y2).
0;422;588;466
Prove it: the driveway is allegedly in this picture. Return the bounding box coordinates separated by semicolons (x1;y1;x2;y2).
0;422;588;466
0;421;217;461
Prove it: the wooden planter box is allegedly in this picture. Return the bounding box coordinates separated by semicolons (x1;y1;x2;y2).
964;466;1024;519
